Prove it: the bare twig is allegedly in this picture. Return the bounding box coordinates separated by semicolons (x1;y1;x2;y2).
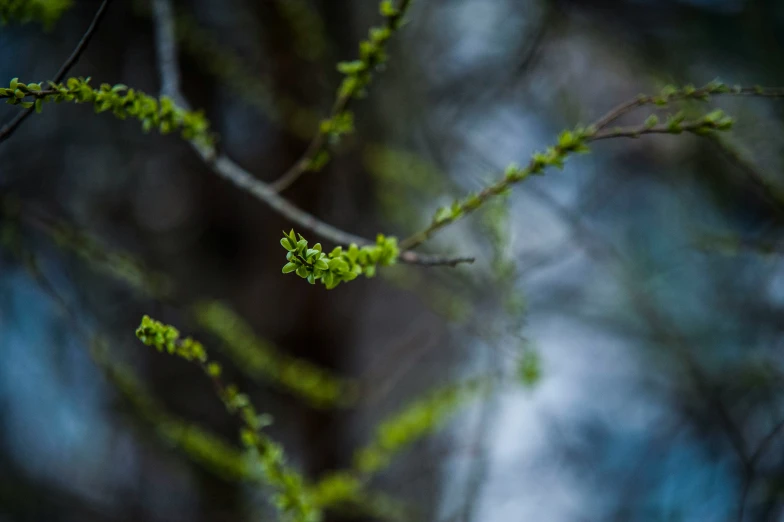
150;0;471;267
0;0;113;144
736;415;784;522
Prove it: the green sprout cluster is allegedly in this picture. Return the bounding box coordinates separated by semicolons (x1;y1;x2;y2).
1;77;213;147
0;0;71;28
308;0;412;171
280;230;400;289
334;0;406;100
135;316;320;522
136;315;208;362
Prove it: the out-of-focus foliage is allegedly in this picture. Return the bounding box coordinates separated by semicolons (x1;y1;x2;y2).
192;300;355;408
0;0;71;28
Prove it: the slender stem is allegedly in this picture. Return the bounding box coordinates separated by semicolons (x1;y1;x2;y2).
0;0;113;144
399;84;784;251
594;85;784;131
588;119;724;141
269;0;414;193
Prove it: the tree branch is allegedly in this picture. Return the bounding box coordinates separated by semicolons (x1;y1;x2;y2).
399;83;784;251
588;117;729;141
150;0;471;267
269;0;414;193
0;0;113;145
593;84;784;131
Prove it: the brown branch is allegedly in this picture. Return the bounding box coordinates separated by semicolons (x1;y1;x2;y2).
0;0;113;144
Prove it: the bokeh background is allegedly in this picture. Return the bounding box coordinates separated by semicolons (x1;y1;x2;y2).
3;0;784;521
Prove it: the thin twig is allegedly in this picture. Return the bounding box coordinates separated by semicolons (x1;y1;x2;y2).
588;119;725;141
399;84;784;251
269;0;413;193
750;416;784;467
149;0;471;267
593;85;784;131
736;415;784;522
0;0;113;144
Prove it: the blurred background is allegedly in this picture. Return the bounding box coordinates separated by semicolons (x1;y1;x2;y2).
3;0;784;521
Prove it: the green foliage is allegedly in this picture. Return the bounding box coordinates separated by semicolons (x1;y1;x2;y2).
310;471;364;508
136;315;208;362
318;111;354;144
363;143;449;229
310;377;487;511
135;316;320;522
414;125;595;245
334;0;409;102
192;301;356;408
302;0;413;175
0;213;253;483
1;77;213;147
280;230;399;288
517;348;541;388
309;473;406;520
0;0;71;28
48;219;173;299
100;348;252;481
649;79;739;105
157;419;252;479
353;377;486;475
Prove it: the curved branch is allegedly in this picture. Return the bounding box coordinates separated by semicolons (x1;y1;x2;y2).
593;84;784;131
204;151;474;266
150;0;471;267
399;83;784;251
